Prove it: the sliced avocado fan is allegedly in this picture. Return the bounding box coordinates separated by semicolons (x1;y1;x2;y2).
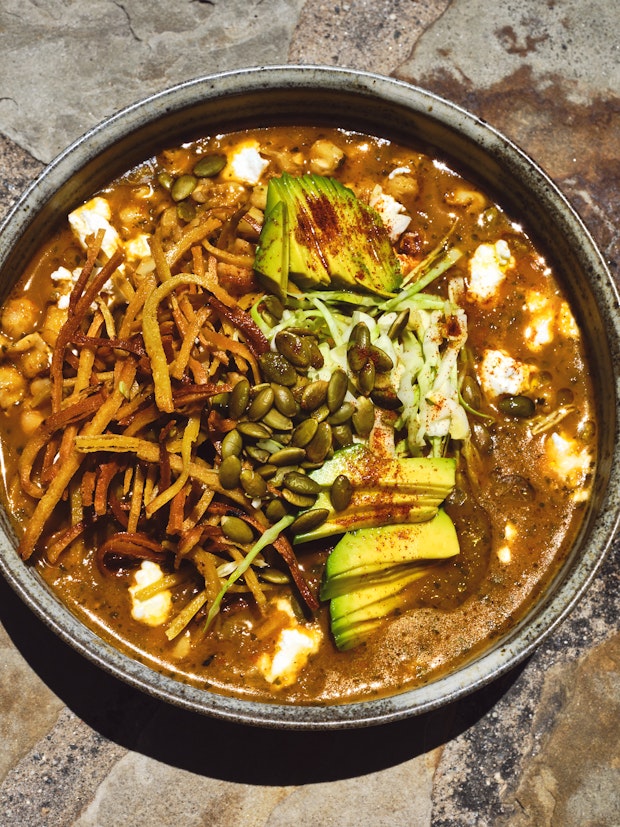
321;509;460;650
293;444;456;544
254;173;402;297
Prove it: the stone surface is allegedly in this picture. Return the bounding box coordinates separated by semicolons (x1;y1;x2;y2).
0;0;619;825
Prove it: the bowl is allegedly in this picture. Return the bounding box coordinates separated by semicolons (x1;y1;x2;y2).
0;66;618;729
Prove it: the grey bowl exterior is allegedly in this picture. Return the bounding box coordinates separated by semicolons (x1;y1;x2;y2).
0;66;618;729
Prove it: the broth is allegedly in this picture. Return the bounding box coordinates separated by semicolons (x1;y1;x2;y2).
0;127;595;704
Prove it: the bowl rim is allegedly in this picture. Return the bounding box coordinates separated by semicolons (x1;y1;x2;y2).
1;65;619;729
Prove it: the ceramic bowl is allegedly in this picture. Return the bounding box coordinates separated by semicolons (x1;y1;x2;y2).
0;66;618;729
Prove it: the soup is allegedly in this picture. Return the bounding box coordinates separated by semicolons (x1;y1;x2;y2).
0;126;596;704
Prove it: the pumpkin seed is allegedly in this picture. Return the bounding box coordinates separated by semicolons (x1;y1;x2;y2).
305;421;332;463
260;568;290;584
350;321;371;349
358;359;376;396
239;468;268;499
269;446;307;466
331;474;353;511
578;419;596;441
282;471;322;496
255;463;278;479
310;403;330;423
265;499;288;522
244;445;271;464
347;343;367;372
331;423;354;448
262;408;294;431
471;421;492;453
157;170;173;191
236;420;272;439
290;508;330;535
171;174;197;202
300;379;328;411
259;351;297;386
275;331;312;368
176;200;196;222
218;455;242;489
368;345;394;373
247;386;275;421
327;401;355;426
352;397;375;437
327;368;348;413
291;417;319;447
210;391;230;409
193;153;227;178
221;429;242;459
308;339;325;369
282;489;317;508
221;515;254;544
272;384;298;417
371;387;401;410
386;308;410;339
498;394;535;418
261;294;284;320
461;374;482;410
229;378;250;419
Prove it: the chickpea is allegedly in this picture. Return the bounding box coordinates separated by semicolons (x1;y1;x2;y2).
9;332;52;379
40;305;68;347
0;364;27;408
21;408;45;436
386;173;419;202
444;187;487;212
309;139;345;175
1;297;40;339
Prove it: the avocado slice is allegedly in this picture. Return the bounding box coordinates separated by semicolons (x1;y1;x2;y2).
254;173;402;296
293;444;456;543
322;510;460;649
253;199;289;299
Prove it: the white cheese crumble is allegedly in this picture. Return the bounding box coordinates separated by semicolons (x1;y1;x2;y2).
256;598;322;687
368;185;411;241
545;432;593;493
523;291;580;352
467;240;514;303
478;349;533;398
223;141;270;185
129;561;172;627
69;196;121;260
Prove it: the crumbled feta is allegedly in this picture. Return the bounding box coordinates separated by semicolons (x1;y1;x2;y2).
256;598;322;687
369;185;411;241
129;561;172;627
224;141;269;185
68;197;121;260
545;432;593;492
467;240;514;303
523;291;580;351
124;232;152;261
478;349;532;398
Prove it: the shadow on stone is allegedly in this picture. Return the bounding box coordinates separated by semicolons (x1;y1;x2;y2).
0;571;527;785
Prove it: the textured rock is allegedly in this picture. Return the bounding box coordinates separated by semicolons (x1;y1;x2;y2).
0;0;306;163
